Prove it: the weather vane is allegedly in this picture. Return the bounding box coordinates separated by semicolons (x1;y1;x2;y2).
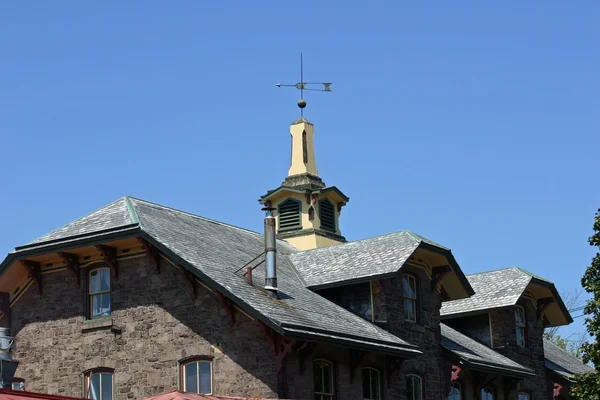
276;53;332;117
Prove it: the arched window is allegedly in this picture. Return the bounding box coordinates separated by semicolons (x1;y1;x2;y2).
406;374;422;400
179;357;213;395
402;274;419;323
278;198;302;231
84;368;113;400
517;392;530;400
319;199;336;233
362;367;380;400
11;378;25;391
313;359;334;400
448;382;461;400
481;386;494;400
87;267;111;319
515;305;527;347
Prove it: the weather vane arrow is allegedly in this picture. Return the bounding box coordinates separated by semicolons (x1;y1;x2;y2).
276;53;332;116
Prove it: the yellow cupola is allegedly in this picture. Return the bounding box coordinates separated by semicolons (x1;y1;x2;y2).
259;117;349;250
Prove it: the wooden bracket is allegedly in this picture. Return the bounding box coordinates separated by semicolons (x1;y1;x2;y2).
450;364;461;382
57;252;80;287
337;202;345;213
215;291;235;326
553;382;563;398
21;259;42;294
431;265;452;292
176;264;196;299
0;292;10;325
349;350;367;384
95;245;118;281
137;237;160;273
298;342;317;376
256;321;297;371
536;297;554;321
385;356;403;388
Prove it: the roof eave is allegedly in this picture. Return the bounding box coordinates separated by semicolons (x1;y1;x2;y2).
442;348;534;379
0;225;142;278
418;242;475;297
530;277;574;325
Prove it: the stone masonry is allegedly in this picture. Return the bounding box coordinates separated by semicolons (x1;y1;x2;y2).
11;256;279;399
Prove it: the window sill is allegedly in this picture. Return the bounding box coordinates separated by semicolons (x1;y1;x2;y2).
405;322;426;333
82;317;113;332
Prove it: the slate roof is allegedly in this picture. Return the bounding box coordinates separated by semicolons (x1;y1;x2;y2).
440;323;534;378
2;196;421;357
543;339;594;381
289;230;471;291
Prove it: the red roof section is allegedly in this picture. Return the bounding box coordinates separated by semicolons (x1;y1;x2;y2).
141;391;281;400
0;389;86;400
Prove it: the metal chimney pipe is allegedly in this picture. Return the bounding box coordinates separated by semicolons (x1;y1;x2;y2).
262;205;278;298
0;327;18;389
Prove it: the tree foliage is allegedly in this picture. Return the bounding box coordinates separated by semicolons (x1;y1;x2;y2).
572;209;600;399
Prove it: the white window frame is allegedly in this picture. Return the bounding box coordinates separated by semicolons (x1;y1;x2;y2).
88;267;111;319
180;359;213;395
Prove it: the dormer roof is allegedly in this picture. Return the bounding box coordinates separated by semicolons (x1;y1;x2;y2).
440;267;572;327
289;230;475;300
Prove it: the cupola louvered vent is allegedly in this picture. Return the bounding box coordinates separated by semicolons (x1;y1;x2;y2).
278;199;302;231
319;199;336;232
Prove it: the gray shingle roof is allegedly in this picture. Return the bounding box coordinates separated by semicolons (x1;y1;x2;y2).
441;323;534;378
21;197;136;247
289;230;457;289
4;196;421;357
543;339;594;381
440;267;535;317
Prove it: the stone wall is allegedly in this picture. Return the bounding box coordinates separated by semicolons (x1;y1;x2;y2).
384;266;445;400
489;300;549;398
11;256;279;399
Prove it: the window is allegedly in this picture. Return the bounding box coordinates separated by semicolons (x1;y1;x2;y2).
84;369;113;400
515;305;526;347
319;199;336;233
403;274;418;322
362;368;380;400
180;358;212;395
481;387;494;400
88;268;111;319
11;379;25;391
517;393;530;400
406;374;422;400
448;382;461;400
313;359;334;400
278;198;302;231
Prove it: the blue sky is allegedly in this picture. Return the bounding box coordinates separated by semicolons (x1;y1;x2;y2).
1;2;598;338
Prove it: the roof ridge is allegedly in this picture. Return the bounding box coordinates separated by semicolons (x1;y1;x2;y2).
127;196;263;237
294;230;413;254
25;196;132;244
465;266;523;277
124;196;140;226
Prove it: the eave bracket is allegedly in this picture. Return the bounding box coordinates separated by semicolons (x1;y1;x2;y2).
137;237;160;273
95;245;119;281
57;251;80;287
21;259;42;294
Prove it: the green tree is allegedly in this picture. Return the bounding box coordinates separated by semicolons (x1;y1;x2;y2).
571;209;600;399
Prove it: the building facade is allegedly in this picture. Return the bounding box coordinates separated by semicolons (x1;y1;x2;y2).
0;116;591;399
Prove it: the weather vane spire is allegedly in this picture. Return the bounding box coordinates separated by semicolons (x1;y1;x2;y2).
276;53;332;117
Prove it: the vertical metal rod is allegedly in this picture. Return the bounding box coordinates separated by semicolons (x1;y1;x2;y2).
300;52;304;117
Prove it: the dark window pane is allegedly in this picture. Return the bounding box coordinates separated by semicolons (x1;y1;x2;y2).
92;294;111;318
100;269;110;291
185;362;198;393
89;374;101;400
322;363;331;394
199;362;211;394
90;271;100;294
372;370;380;399
362;369;371;398
404;299;416;321
101;374;112;400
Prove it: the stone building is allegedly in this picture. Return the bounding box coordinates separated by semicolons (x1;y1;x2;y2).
0;114;591;399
